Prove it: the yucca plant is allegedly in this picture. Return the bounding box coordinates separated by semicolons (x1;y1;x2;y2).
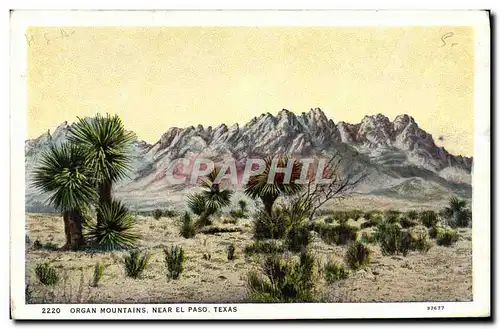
90;261;105;287
123;250;151;279
31;143;97;250
323;260;350;284
344;242;371;270
188;167;234;228
178;212;196;239
35;263;60;286
164;245;185;280
67;114;135;208
244;156;303;216
86;200;139;250
375;221;411;256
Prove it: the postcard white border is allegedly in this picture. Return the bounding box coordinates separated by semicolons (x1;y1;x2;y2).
9;10;491;320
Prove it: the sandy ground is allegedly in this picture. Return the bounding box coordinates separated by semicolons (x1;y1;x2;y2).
25;210;472;304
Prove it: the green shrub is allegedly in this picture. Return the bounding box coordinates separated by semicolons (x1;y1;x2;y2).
285;224;310;252
90;261;105;287
153;209;163;220
436;227;460;246
375;222;411;256
200;225;242;234
407;210;418;221
244;240;284;255
420;210;439;228
223;217;238;224
247;251;315;302
87;200;139;251
123;250;151;279
384;209;401;224
309;222;358;245
323;260;349;284
32;239;58;251
164;245;185;279
428;225;439;239
346;210;363;221
360;232;376;244
408;225;432;253
163;209;177;218
35;263;60;286
400;217;419;229
253;209;290;240
344;242;371;270
178;212;196;239
227;244;236;261
324;216;335;224
360;213;384;229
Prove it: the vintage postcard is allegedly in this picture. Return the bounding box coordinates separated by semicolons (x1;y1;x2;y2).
10;10;491;320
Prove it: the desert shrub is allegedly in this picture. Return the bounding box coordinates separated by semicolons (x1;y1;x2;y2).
407;210;418;221
229;200;248;219
384;209;401;224
223;217;238;224
123;250;151;279
253;209;290;240
35;263;60;286
152;209;163;220
163;209;177;218
420;210;439;228
227;244;236;261
285;224;311;252
178;212;196;239
164;245;185;279
87;200;139;251
324;260;350;284
436;227;460;246
360;213;384;229
324;216;335;224
244;240;284;255
309;222;358;245
32;239;58;251
200;225;242;234
90;261;105;287
408;225;432;253
25;235;31;245
360;232;376;244
375;222;411;256
400;217;419;229
186;193;208;216
247;251;315;302
428;225;441;239
346;210;363;221
344;242;371;270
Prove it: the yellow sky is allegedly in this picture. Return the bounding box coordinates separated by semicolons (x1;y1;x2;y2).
27;26;474;156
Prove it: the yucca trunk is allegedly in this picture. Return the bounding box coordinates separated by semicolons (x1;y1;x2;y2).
195;209;214;229
63;211;71;248
262;195;277;217
99;181;112;205
67;209;85;250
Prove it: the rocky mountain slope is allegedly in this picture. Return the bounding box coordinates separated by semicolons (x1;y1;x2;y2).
25;108;473;212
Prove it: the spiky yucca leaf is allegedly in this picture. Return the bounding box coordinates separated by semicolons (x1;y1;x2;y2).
123;250;151;279
67;113;135;184
31;143;97;211
186;193;207;215
86;200;139;250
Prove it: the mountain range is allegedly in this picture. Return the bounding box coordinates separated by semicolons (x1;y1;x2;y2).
25;108;472;212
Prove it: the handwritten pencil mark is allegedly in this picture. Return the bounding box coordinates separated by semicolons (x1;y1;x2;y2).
440;32;457;48
25;34;34;47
